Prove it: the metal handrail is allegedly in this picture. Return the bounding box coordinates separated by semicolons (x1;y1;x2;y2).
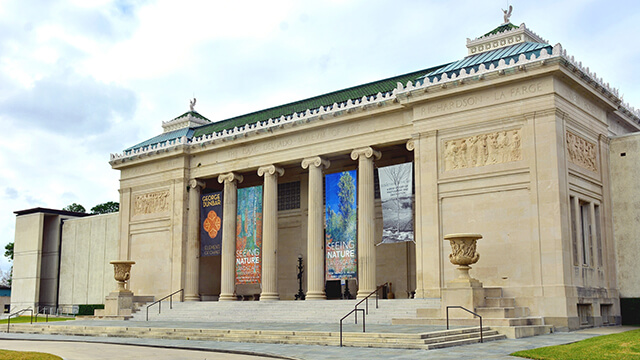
146;289;184;321
353;282;388;324
34;307;49;323
7;308;33;333
339;308;364;347
446;305;483;343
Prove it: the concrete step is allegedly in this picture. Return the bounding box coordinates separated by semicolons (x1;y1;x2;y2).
7;323;505;350
392;316;545;328
475;306;529;318
492;324;554;338
135;299;440;325
484;297;515;307
483;287;503;298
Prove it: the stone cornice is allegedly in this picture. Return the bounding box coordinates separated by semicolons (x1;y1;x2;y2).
162;112;210;133
109;36;639;167
466;23;548;55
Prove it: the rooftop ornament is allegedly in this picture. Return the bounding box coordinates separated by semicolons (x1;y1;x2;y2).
502;5;513;24
190;97;196;112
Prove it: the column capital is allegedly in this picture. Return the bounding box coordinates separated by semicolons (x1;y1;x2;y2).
257;165;284;177
218;172;244;184
301;156;330;170
406;139;415;152
350;147;381;161
188;179;206;190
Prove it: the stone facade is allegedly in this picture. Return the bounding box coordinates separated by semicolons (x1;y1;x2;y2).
12;23;640;329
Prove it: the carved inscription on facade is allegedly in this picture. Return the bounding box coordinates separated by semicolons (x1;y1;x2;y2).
134;190;170;215
444;129;522;171
566;131;597;172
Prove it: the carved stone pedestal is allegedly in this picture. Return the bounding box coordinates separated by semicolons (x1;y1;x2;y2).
94;260;136;319
438;234;485;318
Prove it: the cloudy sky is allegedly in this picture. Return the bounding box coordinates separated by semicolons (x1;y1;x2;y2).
1;0;639;272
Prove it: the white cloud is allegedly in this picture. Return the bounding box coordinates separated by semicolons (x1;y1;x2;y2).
0;0;639;275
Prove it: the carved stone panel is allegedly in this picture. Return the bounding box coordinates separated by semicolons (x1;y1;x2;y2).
444;129;522;171
134;190;170;215
566;131;597;172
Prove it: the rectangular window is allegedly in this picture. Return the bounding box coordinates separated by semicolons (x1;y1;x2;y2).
580;201;592;266
595;204;603;268
278;181;301;211
570;196;578;266
601;304;612;325
578;304;592;326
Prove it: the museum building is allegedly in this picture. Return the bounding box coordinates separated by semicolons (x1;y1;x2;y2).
11;21;640;330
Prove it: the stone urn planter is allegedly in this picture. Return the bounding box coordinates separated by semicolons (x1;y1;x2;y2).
444;233;482;283
110;260;135;292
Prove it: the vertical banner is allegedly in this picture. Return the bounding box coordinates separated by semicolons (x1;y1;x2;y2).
377;162;414;244
325;170;357;280
201;191;223;256
235;185;263;284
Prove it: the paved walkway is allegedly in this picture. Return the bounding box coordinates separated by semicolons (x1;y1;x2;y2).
0;322;635;360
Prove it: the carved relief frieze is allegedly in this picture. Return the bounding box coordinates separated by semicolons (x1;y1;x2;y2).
444;129;522;171
134;190;170;215
566;131;598;172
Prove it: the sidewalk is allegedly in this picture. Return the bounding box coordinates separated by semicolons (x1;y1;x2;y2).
0;323;635;360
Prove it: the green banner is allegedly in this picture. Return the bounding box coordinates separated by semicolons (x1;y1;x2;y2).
235;185;263;284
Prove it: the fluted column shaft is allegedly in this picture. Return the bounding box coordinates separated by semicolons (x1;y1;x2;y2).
351;147;381;299
258;165;284;301
302;156;330;300
185;179;205;301
217;172;243;301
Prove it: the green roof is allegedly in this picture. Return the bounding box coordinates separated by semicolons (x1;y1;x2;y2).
192;65;447;138
482;23;518;38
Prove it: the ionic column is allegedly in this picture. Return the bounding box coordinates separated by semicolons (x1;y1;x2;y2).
217;172;243;301
302;156;330;300
350;147;381;299
258;165;284;301
185;179;205;301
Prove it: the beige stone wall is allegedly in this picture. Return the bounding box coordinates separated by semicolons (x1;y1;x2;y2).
611;133;640;298
58;213;119;306
118;156;189;298
11;213;44;311
109;57;636;328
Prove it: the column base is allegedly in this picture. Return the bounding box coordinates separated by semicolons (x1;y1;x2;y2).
356;290;375;300
260;293;280;301
184;294;201;301
305;291;326;300
218;293;237;301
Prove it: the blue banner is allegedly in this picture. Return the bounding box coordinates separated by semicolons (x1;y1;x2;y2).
325;170;357;280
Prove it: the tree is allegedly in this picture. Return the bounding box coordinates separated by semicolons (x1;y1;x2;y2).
4;242;13;261
2;242;13;287
62;203;86;213
91;201;119;214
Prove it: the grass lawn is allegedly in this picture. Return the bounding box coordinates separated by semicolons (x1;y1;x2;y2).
0;349;62;360
512;329;640;360
0;316;74;324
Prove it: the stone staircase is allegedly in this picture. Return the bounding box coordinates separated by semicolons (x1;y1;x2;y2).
7;299;508;350
137;298;440;324
7;322;505;350
393;288;554;339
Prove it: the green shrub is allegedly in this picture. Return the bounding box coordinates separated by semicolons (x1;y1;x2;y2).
621;298;640;325
77;304;104;316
